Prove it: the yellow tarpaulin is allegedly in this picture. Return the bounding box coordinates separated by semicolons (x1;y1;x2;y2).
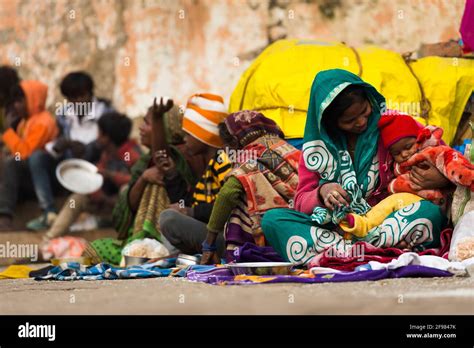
230;39;474;144
0;265;33;279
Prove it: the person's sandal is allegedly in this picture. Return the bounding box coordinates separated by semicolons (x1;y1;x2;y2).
26;212;57;231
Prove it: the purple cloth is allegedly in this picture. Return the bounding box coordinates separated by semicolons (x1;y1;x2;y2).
460;0;474;52
233;242;285;263
186;265;452;285
186;267;234;283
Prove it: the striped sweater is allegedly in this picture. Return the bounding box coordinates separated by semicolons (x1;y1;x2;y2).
192;151;232;205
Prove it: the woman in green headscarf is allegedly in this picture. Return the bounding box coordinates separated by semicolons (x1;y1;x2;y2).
261;69;449;265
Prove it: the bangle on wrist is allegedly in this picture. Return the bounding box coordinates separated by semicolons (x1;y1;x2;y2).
201;240;217;252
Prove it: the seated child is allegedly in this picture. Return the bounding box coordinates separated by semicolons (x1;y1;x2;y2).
44;112;142;241
339;114;474;239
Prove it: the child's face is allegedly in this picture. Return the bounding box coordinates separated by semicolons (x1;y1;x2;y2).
389;137;417;163
12;98;28;119
97;129;109;149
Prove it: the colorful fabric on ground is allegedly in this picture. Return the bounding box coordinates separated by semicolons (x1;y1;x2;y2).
224;135;300;260
310;227;453;271
0;265;34;279
356;252;472;276
263;200;446;266
34;262;173;281
186;265;452;285
182;93;228;148
232;242;285;263
192;151;232;206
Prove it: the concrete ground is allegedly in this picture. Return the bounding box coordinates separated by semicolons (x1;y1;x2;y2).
1;268;473;315
1;206;473;315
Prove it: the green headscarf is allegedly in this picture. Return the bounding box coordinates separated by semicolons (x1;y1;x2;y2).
302;69;385;192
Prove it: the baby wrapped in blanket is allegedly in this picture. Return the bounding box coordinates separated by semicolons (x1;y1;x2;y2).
337;114;474;239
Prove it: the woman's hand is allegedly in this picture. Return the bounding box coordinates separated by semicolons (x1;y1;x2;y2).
154;150;177;178
409;161;451;190
142;166;164;185
319;183;351;210
200;250;220;265
151;97;174;121
200;232;220;265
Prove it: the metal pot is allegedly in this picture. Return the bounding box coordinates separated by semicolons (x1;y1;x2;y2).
176;254;201;266
124;255;150;267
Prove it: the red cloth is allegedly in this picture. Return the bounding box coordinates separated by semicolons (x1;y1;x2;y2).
378;114;419;149
460;0;474;53
310;228;453;271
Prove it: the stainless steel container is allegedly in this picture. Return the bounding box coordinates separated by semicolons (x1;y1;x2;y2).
176;254;201;266
124;255;150;267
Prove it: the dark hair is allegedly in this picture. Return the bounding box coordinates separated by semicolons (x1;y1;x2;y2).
218;122;236;145
98;112;132;146
6;84;25;105
0;66;20;106
60;71;94;99
321;85;367;136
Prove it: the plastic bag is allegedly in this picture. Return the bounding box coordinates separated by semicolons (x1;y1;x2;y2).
41;236;88;260
121;238;169;259
449;210;474;261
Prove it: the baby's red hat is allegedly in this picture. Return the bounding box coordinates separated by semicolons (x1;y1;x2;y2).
378;114;420;148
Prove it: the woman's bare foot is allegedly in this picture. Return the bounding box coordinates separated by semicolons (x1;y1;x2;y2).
394;240;412;251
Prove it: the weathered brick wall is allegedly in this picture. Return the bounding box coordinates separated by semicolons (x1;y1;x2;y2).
0;0;465;117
